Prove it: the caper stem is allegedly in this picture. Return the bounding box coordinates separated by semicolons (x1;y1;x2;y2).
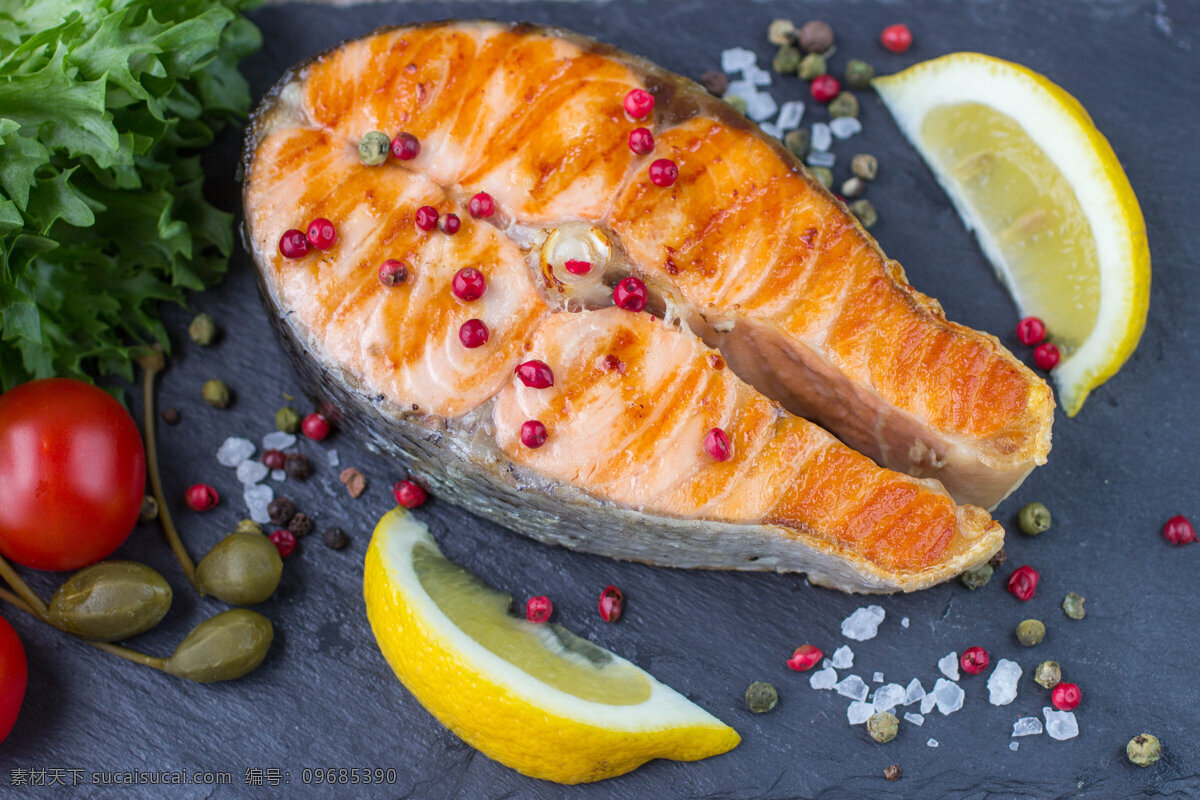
138;350;197;584
0;585;167;671
0;554;49;621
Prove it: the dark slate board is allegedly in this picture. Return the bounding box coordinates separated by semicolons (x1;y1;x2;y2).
6;1;1199;797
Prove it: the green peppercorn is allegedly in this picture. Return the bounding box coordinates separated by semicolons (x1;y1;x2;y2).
1015;618;1045;646
745;681;778;713
1126;734;1161;767
867;711;899;743
828;92;859;119
358;131;391;166
202;379;231;409
784;128;811;160
162;609;274;683
960;562;993;590
841;176;865;199
844;59;876;90
797;20;834;54
188;313;218;346
767;18;796;46
275;406;301;433
1033;660;1062;689
809;166;833;190
1062;592;1086;620
725;95;748;115
851;153;879;181
48;561;172;642
194;532;283;606
850;199;878;228
1018;501;1052;535
235;519;262;535
798;53;826;80
139;495;159;524
773;45;802;75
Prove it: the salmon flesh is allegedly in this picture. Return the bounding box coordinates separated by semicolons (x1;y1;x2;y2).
242;22;1054;592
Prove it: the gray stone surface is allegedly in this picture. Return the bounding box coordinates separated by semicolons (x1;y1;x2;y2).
5;1;1199;797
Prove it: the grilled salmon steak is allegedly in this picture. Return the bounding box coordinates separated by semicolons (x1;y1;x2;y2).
243;22;1052;592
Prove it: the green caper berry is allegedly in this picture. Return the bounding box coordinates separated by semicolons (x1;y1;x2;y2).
745;681;778;713
358;131;391;166
1033;660;1062;689
188;313;218;346
809;166;833;189
725;95;748;115
828;92;859;119
784;128;811;160
850;199;878;228
163;609;273;683
194;532;283;606
202;379;231;409
841;176;865;198
275;406;302;433
767;18;796;46
1062;592;1086;620
139;495;158;524
47;561;172;642
772;45;802;75
844;59;876;90
235;519;263;535
1015;618;1045;646
1018;501;1052;535
867;711;899;743
798;53;826;80
1126;734;1161;767
851;153;879;181
960;562;994;590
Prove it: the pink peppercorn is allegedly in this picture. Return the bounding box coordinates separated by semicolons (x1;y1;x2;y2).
378;259;409;287
526;596;553;623
623;88;655;119
613;276;648;312
515;360;554;389
520;420;548;449
391;132;420;160
598;585;623;622
1051;682;1081;711
810;74;840;103
269;528;296;558
1033;342;1061;370
1008;565;1040;601
301;412;331;441
451;268;487;302
880;24;913;53
648;158;678;187
439;213;461;235
1016;316;1047;346
458;319;489;348
787;644;823;672
628;127;655;155
393;478;427;509
278;229;309;259
185;483;219;512
468;192;495;219
415;206;439;231
306;218;337;250
704;427;732;462
1164;514;1196;545
961;646;990;675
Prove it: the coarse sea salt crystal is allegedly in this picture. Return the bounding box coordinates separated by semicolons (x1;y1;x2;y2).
829;117;863;139
744;64;772;86
835;675;869;702
872;683;906;711
927;738;939;748
759;122;782;139
807;152;836;168
1010;742;1020;751
262;431;296;452
988;659;1022;706
236;459;269;486
721;47;757;74
840;605;885;641
811;122;832;151
271;469;287;482
938;652;960;681
904;678;926;706
723;79;757;102
872;672;884;683
327;448;340;467
847;701;874;725
217;437;255;467
746;91;778;122
244;483;274;524
932;678;965;715
920;693;937;715
831;645;854;669
1043;707;1079;741
901;617;910;629
903;712;924;726
777;100;805;130
1013;716;1044;737
822;658;832;669
810;667;838;690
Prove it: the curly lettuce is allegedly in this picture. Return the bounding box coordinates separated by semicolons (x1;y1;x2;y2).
0;0;260;388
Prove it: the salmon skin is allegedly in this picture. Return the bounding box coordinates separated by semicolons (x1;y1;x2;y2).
241;21;1041;592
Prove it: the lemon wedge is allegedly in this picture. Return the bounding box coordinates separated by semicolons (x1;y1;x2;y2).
363;508;739;784
874;52;1150;416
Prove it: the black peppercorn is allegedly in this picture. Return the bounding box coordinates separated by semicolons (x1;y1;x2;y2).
285;452;312;481
883;764;902;781
988;546;1008;569
699;70;729;97
288;512;313;538
323;527;348;550
161;407;181;425
267;497;296;526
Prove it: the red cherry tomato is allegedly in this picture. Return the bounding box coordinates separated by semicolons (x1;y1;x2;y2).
0;616;26;743
0;378;145;571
